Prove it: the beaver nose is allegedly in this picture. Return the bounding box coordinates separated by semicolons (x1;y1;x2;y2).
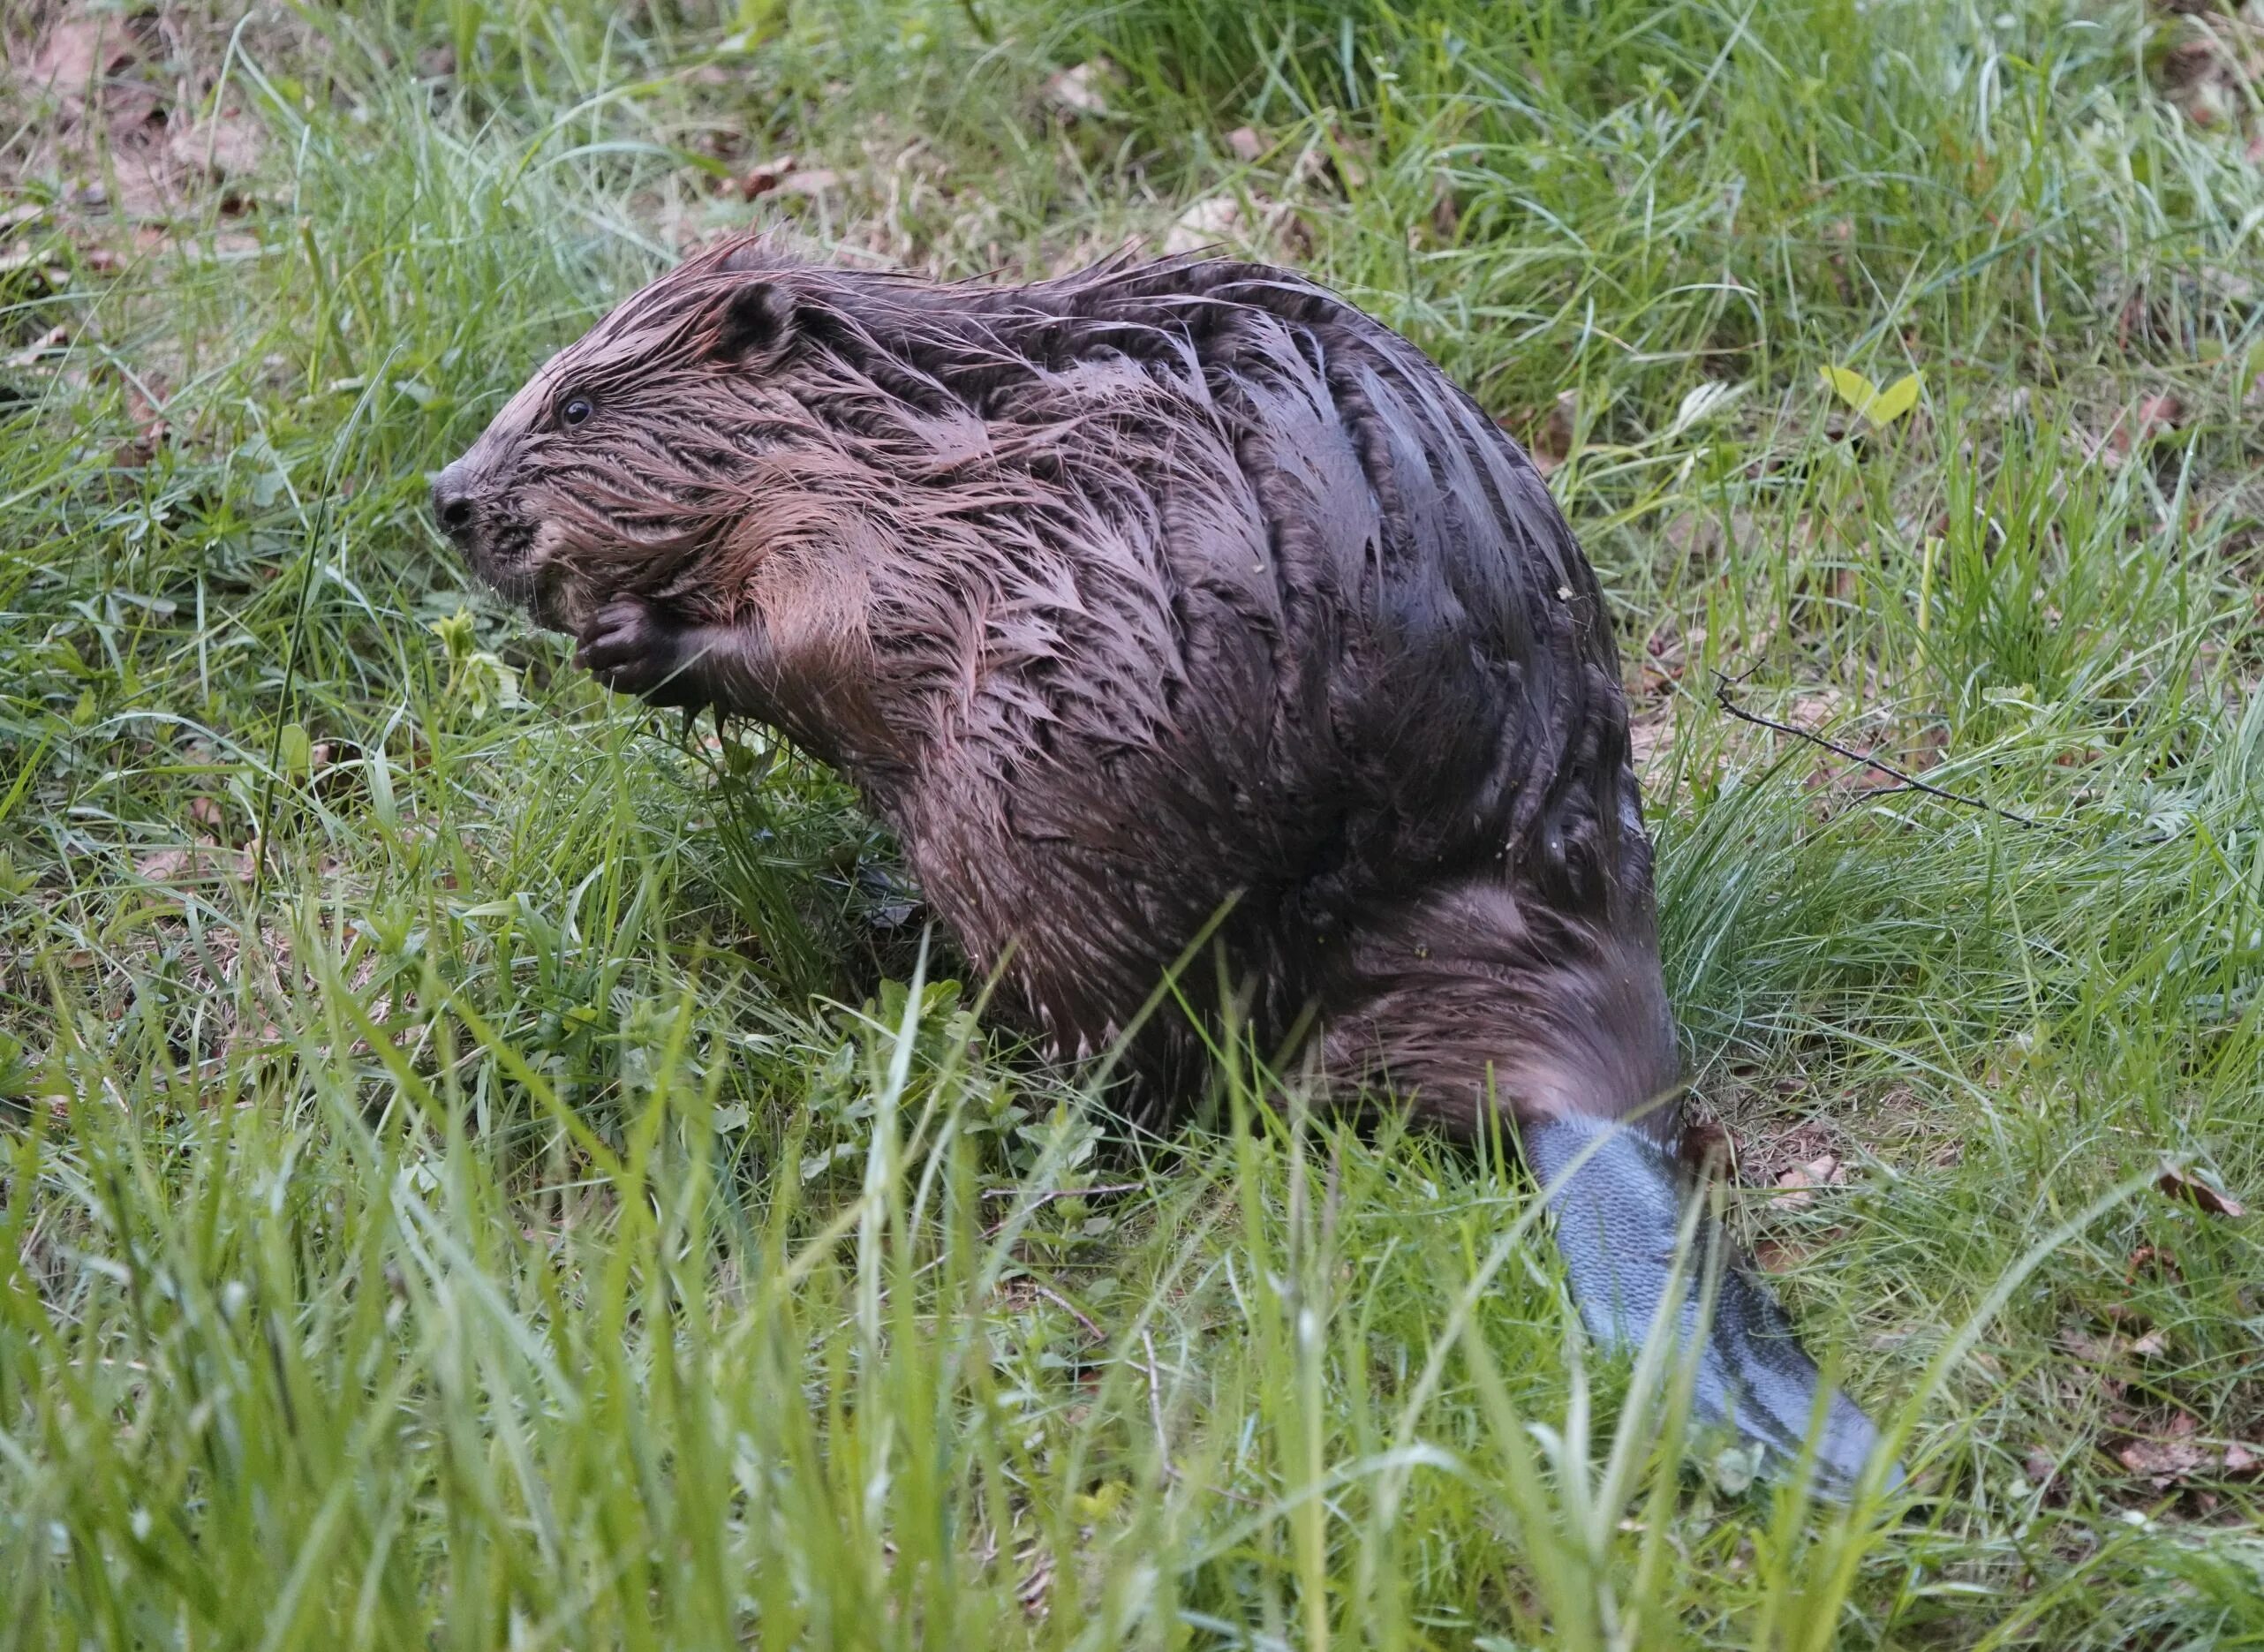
430;463;479;542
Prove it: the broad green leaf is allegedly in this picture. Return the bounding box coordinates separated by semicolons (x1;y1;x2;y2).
279;721;313;774
1820;364;1879;414
1868;371;1923;426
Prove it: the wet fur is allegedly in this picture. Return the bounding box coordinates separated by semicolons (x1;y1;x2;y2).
436;239;1887;1483
441;241;1676;1132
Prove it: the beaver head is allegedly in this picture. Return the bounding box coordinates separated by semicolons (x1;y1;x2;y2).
430;242;868;636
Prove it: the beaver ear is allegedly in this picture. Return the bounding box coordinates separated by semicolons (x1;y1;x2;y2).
709;280;795;364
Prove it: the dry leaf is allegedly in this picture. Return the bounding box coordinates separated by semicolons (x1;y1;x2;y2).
169;112;263;180
1044;60;1117;117
2134;392;2184;437
1628;707;1673;776
2157;1163;2247;1218
2108;1412;2262;1489
1789;690;1847;731
1770;1154;1842;1210
136;847;195;881
1521;390;1578;474
1752;1235;1820;1273
4;324;70;370
2125;1244;2181;1281
2116;1429;2208;1485
30;13;137;101
136;844;252;883
1163;196;1241;256
1225;125;1264;163
739;155;797;198
2105;393;2187;465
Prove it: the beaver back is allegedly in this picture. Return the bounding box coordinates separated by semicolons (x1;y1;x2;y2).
452;243;1667;1120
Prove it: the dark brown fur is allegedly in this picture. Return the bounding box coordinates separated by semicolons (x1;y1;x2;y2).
436;239;1678;1137
434;240;1891;1484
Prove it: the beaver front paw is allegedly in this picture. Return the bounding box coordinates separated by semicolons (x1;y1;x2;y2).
575;596;701;706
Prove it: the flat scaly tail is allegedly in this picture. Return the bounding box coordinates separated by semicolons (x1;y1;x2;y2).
1523;1113;1900;1493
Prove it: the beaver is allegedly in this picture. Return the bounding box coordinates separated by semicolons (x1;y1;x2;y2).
434;238;1890;1487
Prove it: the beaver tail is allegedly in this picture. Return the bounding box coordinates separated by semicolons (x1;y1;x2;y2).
1523;1113;1898;1493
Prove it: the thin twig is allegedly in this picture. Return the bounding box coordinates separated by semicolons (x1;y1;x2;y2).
1712;671;2042;830
1026;1282;1106;1344
1141;1329;1168;1446
980;1182;1143;1241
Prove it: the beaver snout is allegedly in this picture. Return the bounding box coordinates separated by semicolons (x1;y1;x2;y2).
430;460;482;547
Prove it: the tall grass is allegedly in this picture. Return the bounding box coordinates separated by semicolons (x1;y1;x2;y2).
3;0;2260;1644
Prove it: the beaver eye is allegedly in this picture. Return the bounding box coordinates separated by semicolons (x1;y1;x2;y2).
560;396;593;427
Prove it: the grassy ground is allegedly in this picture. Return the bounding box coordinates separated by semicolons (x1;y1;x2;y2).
4;0;2263;1644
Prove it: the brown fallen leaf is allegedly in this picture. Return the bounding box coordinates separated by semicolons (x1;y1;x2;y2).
777;168;838;199
1789;690;1847;731
2111;1412;2260;1489
739;154;797;199
2104;392;2186;465
2116;1422;2208;1485
1044;60;1119;118
1225;125;1265;163
2125;1244;2181;1281
1751;1235;1822;1273
2062;1328;2131;1365
169;111;265;181
136;844;252;883
2157;1162;2247;1218
29;12;138;103
1520;389;1579;474
1769;1153;1845;1211
4;324;71;370
1628;706;1674;778
136;847;194;881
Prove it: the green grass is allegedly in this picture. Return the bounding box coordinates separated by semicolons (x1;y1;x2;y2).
4;0;2262;1644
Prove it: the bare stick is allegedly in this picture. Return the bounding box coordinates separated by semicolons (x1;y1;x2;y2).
1026;1282;1106;1344
1711;672;2042;830
981;1182;1144;1202
981;1183;1144;1241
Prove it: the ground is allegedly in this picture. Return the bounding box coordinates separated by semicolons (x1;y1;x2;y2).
3;1;2262;1647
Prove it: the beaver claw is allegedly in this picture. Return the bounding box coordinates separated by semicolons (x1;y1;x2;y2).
575;596;698;705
